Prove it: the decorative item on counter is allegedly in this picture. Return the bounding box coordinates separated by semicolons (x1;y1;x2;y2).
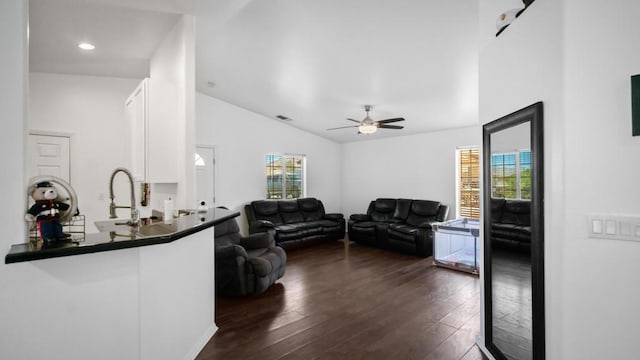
163;198;174;223
25;181;73;245
140;182;150;206
197;200;208;213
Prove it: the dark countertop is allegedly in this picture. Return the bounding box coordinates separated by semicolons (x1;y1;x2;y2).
5;208;239;264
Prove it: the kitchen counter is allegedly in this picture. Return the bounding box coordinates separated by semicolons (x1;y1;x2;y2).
5;207;239;264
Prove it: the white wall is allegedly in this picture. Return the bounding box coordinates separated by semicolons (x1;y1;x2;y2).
146;15;196;211
196;93;342;233
478;0;528;49
0;0;27;249
481;1;640;358
478;0;566;358
29;73;140;232
0;0;30;353
341;126;481;220
560;0;640;358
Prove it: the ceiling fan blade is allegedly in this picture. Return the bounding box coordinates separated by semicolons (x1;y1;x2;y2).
378;124;404;130
376;117;405;124
346;118;361;123
327;125;359;131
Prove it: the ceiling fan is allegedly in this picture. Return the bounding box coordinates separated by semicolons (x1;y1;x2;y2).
327;105;405;135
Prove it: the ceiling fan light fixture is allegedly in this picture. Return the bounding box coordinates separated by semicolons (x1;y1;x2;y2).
358;124;377;134
78;42;95;50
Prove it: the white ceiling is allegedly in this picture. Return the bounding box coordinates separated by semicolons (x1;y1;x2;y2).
29;0;479;143
29;0;183;78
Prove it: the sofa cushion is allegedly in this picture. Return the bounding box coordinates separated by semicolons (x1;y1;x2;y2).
394;199;412;221
214;217;242;246
501;200;531;226
491;198;507;223
274;228;304;242
279;200;304;224
274;224;304;233
388;223;418;236
370;198;397;222
405;200;440;227
246;247;286;277
351;221;378;229
251;201;283;225
298;197;325;221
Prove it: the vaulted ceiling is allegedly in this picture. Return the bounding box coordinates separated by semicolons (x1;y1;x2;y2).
29;0;479;143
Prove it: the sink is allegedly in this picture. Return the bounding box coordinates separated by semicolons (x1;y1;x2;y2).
94;216;161;233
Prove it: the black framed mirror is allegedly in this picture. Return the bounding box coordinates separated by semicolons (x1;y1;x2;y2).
483;102;544;360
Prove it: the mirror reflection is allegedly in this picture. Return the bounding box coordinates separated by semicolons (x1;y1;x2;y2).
490;121;533;360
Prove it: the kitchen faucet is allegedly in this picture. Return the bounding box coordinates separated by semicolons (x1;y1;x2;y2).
108;167;140;226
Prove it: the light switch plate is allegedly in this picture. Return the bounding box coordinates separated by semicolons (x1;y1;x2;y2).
588;214;640;242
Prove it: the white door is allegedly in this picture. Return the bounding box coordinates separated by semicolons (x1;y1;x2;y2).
195;146;215;207
27;134;71;183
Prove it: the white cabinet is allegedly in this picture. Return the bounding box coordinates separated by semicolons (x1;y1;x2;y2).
125;78;148;181
125;77;178;183
146;77;178;183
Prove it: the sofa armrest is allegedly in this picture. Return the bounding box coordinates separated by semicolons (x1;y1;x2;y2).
240;232;275;249
436;205;450;222
249;219;274;234
324;213;344;221
418;221;438;230
349;214;370;222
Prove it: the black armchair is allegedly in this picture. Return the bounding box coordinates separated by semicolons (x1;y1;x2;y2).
214;215;286;296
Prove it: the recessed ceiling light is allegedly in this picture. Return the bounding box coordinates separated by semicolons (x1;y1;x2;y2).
78;42;95;50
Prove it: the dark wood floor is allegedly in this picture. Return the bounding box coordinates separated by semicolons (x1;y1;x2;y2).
197;240;486;360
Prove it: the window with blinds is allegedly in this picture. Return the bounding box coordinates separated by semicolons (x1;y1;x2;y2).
265;154;305;199
457;147;480;219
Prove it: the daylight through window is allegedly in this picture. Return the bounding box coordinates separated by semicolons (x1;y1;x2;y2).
456;147;480;219
491;150;531;200
265;154;305;199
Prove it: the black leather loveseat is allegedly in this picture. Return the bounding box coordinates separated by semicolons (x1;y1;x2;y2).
245;197;345;249
348;198;449;257
490;198;531;250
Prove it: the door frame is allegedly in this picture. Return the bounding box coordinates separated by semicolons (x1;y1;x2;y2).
195;144;216;207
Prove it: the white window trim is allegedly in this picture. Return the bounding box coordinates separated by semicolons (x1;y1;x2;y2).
265;153;307;199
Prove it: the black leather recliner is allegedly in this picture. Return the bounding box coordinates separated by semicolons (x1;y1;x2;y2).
349;198;449;257
214;215;286;296
245;197;345;249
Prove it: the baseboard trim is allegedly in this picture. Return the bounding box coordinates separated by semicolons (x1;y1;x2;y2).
183;323;218;360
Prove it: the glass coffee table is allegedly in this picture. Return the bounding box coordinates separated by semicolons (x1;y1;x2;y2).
432;218;480;275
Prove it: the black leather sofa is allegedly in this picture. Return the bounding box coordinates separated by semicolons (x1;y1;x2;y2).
245;197;345;249
348;198;449;257
214;215;286;296
490;198;531;250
